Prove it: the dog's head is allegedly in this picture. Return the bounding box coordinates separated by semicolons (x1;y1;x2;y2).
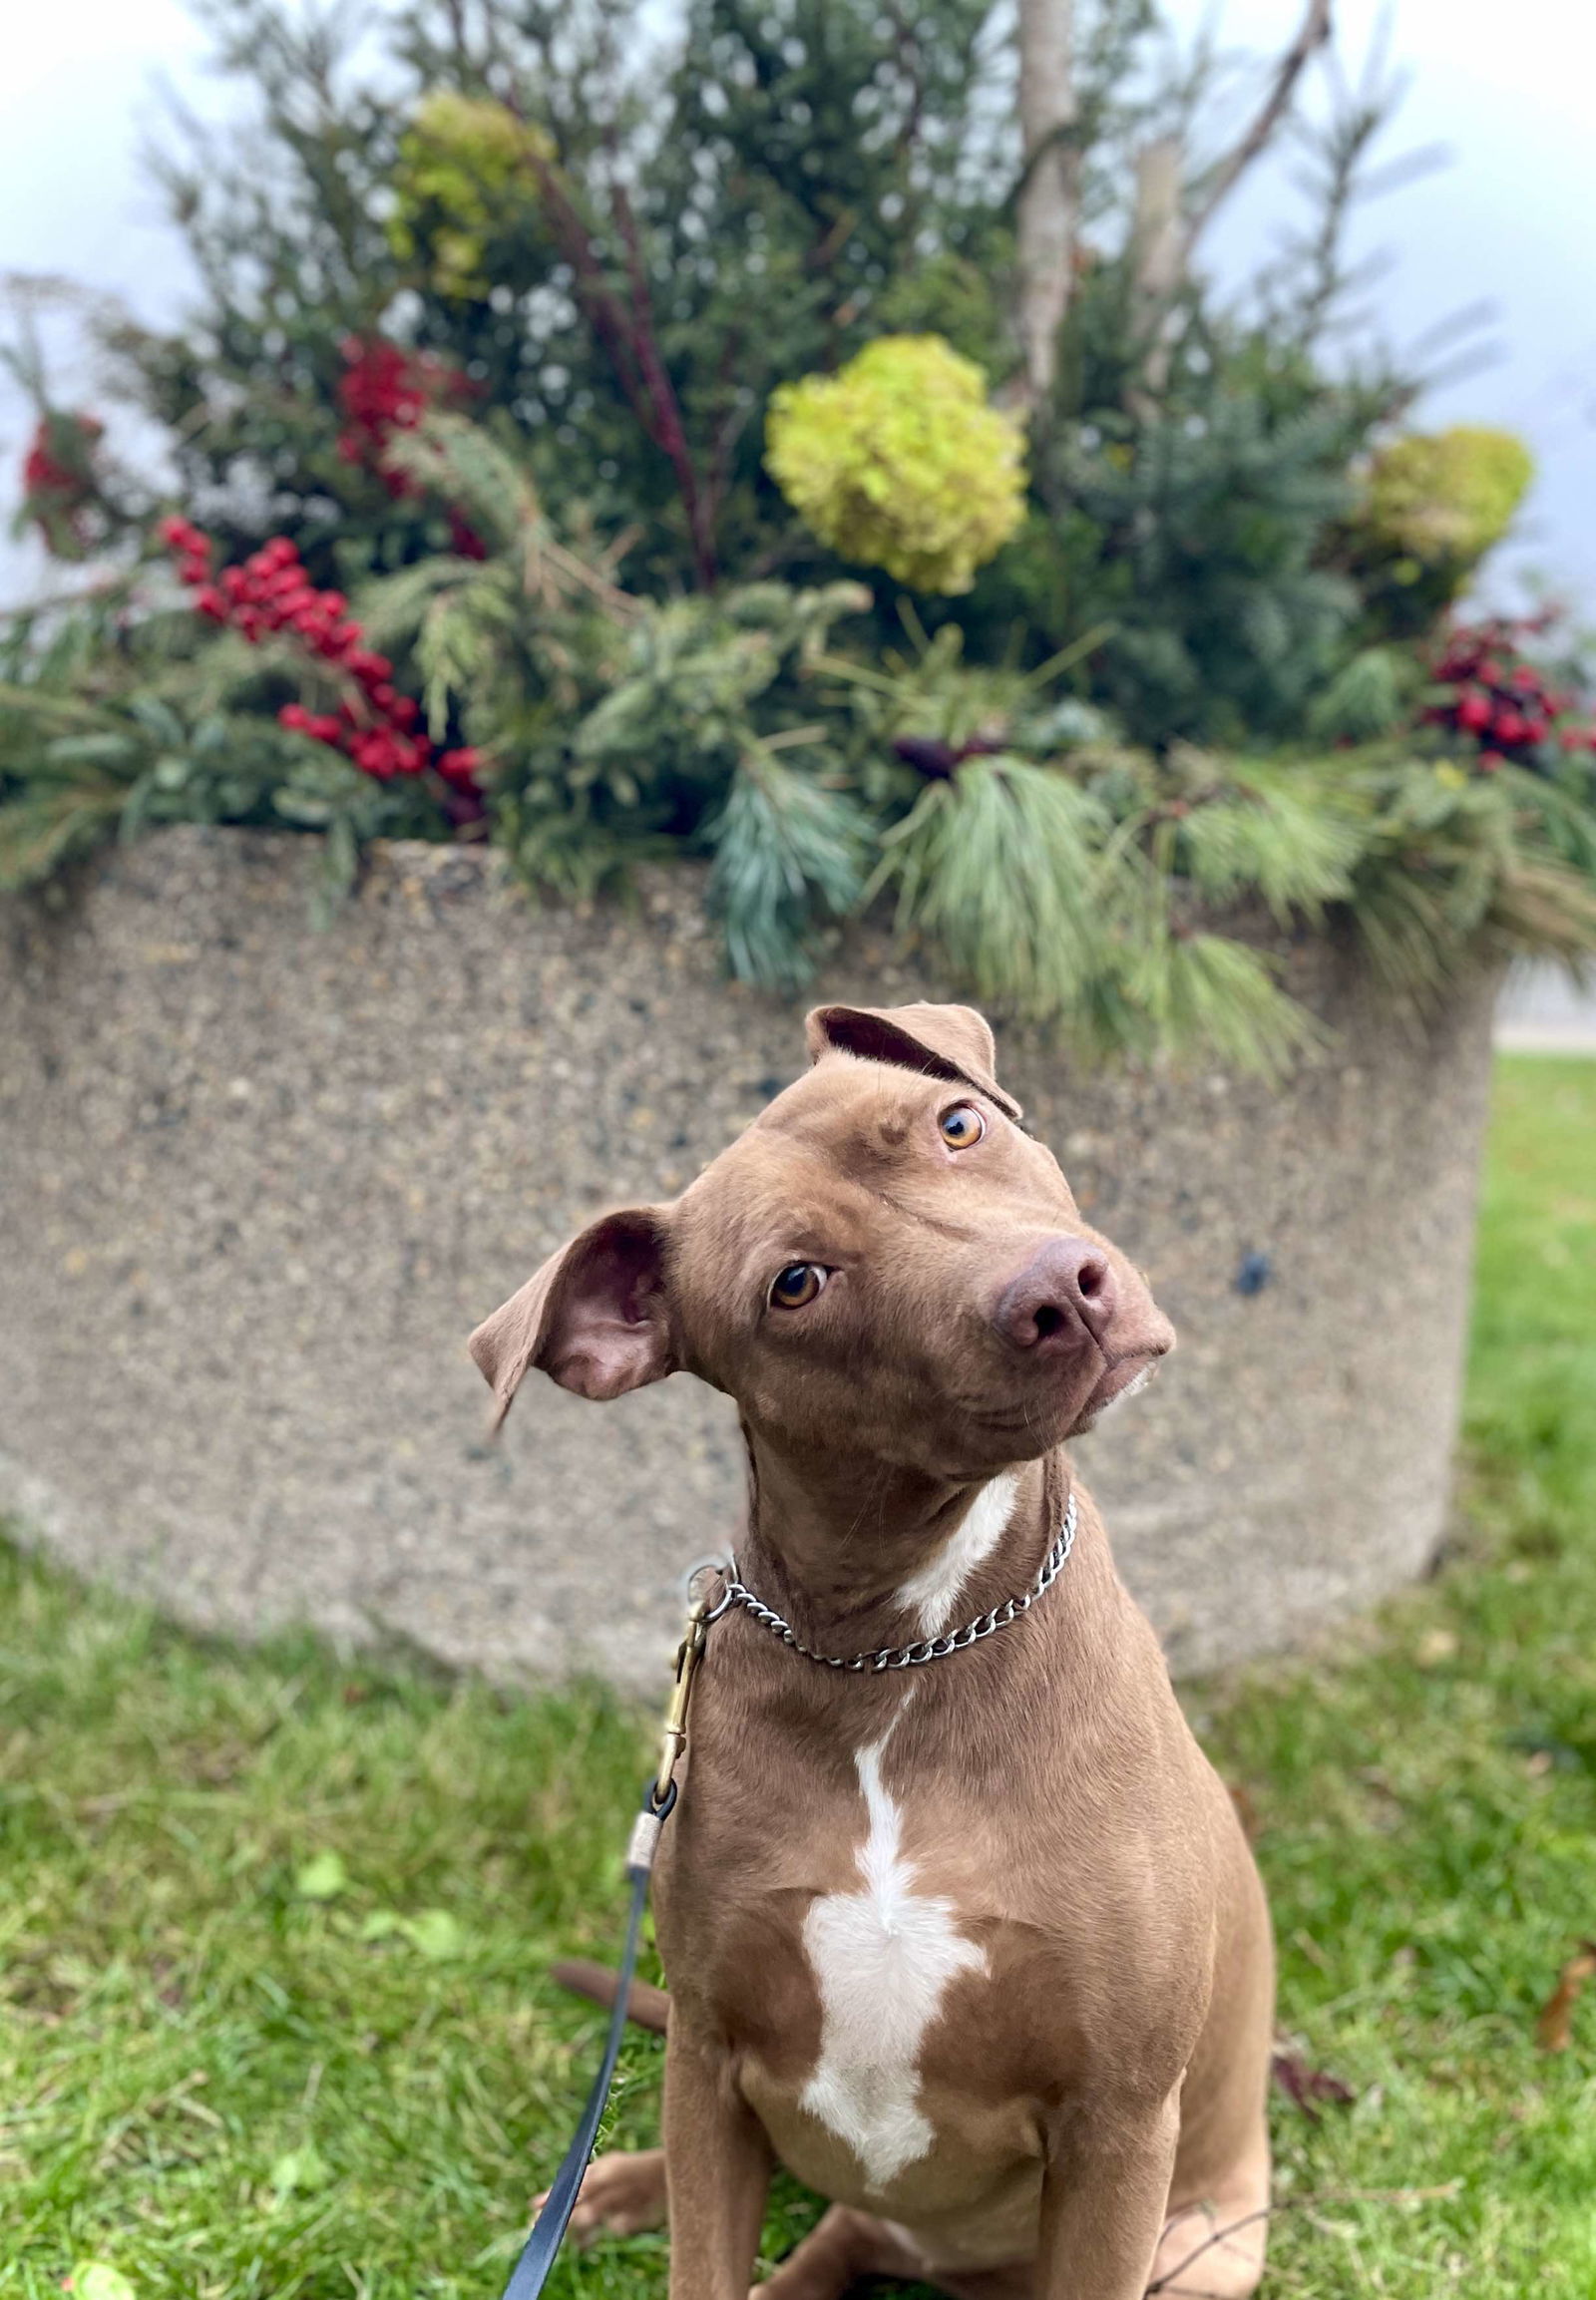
470;1001;1173;1479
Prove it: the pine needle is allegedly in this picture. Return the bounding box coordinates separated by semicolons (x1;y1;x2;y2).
708;747;871;989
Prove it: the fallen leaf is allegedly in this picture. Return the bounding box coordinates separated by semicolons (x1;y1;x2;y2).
269;2140;332;2195
293;1851;348;1901
1271;2045;1357;2121
402;1908;467;1961
73;2271;137;2300
1536;1941;1596;2053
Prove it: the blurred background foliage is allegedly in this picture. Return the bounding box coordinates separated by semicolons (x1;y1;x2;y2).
3;0;1594;1067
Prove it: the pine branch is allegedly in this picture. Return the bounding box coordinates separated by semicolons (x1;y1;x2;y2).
708;744;869;989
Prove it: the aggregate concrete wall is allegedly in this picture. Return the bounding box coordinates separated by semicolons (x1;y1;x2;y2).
0;828;1497;1687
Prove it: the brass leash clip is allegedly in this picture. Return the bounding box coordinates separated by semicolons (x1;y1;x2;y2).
627;1572;723;1878
654;1585;713;1802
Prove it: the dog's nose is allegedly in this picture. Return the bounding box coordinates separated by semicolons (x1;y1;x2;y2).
992;1238;1117;1352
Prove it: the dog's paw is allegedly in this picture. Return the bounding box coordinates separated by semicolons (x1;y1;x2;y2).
534;2147;668;2245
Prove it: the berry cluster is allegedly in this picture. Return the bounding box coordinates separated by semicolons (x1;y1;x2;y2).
336;337;461;481
333;336;485;563
1427;614;1596;772
160;517;483;792
21;410;106;554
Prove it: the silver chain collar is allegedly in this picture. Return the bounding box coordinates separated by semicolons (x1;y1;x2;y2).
701;1490;1078;1674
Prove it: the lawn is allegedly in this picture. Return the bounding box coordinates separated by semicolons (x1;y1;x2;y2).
2;1055;1593;2299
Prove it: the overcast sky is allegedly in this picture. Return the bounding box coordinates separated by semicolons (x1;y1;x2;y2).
3;0;1592;608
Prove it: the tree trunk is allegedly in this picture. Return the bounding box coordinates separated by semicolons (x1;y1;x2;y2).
1013;0;1076;415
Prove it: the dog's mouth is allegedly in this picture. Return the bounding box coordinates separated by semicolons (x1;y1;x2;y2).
971;1345;1164;1445
1074;1351;1162;1425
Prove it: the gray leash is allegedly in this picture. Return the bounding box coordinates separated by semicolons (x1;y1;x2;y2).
497;1778;674;2299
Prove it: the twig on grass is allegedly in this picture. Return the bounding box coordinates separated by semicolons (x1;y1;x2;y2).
1145;2183;1461;2294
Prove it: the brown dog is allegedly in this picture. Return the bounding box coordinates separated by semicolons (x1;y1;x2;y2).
470;1002;1275;2300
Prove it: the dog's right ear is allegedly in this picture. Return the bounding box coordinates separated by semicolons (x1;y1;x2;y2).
468;1207;674;1428
805;1000;1022;1122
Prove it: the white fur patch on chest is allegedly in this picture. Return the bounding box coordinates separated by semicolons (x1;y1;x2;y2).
799;1728;987;2191
895;1471;1020;1638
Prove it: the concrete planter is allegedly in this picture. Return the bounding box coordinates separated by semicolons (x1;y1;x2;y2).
0;828;1497;1687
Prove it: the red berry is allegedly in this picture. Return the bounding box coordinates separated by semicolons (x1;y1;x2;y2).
438;745;484;788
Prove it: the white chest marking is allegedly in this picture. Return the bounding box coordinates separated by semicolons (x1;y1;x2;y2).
895;1472;1020;1638
799;1728;987;2191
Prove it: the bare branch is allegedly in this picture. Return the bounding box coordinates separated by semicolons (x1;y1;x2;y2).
1183;0;1335;259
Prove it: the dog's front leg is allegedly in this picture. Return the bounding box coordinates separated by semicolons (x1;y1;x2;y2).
1035;2089;1181;2300
662;2020;773;2299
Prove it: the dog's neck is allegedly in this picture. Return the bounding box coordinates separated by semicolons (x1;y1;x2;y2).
737;1431;1063;1657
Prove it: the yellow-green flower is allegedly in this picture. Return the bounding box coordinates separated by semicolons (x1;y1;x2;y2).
389;92;553;299
1360;426;1533;577
765;336;1026;594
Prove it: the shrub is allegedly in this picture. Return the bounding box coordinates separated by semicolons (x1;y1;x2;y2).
1344;427;1536;636
766;337;1027;594
387;92;554;300
2;0;1592;1073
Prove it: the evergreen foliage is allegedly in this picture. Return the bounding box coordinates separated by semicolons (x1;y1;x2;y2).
3;0;1594;1073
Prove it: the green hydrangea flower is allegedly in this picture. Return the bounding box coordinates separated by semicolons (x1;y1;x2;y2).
1360;426;1534;577
765;336;1026;594
389;93;553;299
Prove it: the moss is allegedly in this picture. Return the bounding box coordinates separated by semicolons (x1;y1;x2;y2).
764;335;1026;595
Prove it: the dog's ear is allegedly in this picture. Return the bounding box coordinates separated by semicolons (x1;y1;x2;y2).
468;1207;675;1428
804;1001;1022;1122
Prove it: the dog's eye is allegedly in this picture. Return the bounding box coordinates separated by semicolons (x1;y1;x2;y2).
939;1102;986;1149
768;1263;827;1310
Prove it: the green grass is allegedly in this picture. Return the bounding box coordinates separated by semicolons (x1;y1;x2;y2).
3;1054;1594;2299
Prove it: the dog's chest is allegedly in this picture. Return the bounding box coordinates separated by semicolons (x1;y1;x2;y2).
707;1698;1044;2220
792;1729;988;2189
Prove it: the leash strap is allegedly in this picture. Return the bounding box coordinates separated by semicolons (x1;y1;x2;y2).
496;1580;715;2297
496;1782;672;2299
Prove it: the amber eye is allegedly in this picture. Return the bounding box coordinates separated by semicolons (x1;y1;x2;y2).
939;1102;986;1149
768;1262;826;1310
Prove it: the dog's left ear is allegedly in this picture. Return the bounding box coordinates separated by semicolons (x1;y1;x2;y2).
804;1000;1022;1122
468;1207;675;1429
